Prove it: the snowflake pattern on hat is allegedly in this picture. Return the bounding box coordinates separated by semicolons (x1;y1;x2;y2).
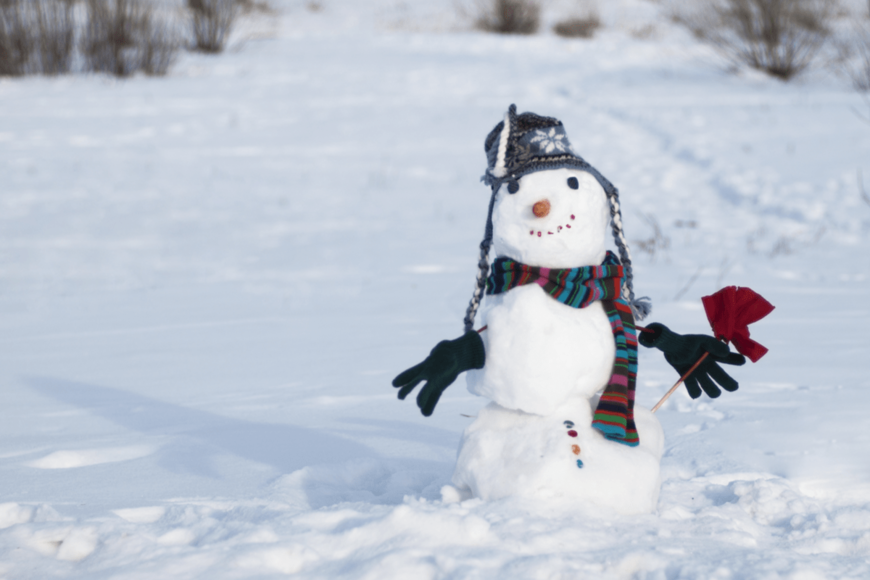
530;127;570;154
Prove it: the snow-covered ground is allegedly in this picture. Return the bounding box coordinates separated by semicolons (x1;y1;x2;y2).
2;0;870;577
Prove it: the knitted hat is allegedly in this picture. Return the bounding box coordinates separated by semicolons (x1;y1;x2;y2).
463;104;651;332
483;105;592;191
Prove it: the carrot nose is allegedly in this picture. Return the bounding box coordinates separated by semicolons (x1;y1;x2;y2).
532;199;550;218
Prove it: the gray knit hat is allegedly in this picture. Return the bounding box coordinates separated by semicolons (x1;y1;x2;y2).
483;105;593;191
463;104;651;332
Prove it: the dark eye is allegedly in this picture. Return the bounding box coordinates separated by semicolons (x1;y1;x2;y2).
567;177;579;190
507;181;519;194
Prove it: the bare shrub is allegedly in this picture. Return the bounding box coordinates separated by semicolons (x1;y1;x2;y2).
237;0;272;13
474;0;540;35
673;267;702;300
83;0;180;77
633;213;671;262
189;0;236;53
0;0;34;76
553;15;601;39
860;169;870;207
676;0;834;80
82;0;147;76
1;0;182;78
842;27;870;91
140;15;181;76
630;23;656;40
82;0;180;77
34;0;75;75
0;0;75;76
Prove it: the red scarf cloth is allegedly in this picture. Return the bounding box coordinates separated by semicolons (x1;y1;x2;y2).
702;286;774;363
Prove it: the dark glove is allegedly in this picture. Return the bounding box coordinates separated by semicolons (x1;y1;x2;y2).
392;331;486;416
638;322;746;399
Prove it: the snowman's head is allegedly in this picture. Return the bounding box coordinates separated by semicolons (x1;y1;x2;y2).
491;167;609;268
462;105;651;333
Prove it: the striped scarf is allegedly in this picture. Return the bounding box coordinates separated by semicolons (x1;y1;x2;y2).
486;251;639;447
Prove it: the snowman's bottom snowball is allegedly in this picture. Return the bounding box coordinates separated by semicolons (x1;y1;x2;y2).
451;398;664;515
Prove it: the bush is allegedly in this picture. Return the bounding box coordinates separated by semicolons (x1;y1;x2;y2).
0;0;74;77
82;0;146;77
1;0;253;78
842;27;870;92
35;0;75;75
189;0;236;53
237;0;272;13
0;0;33;76
82;0;180;77
474;0;540;35
676;0;834;80
553;15;601;39
140;13;182;76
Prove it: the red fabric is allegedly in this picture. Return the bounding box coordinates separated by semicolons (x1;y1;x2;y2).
702;286;775;363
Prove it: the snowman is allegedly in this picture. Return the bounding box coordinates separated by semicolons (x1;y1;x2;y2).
393;105;744;514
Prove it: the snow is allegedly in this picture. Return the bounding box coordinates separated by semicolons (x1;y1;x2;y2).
450;399;664;513
489;169;612;269
466;167;618;415
1;0;869;576
467;285;617;415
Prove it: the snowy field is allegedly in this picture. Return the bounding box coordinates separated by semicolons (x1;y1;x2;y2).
2;0;870;577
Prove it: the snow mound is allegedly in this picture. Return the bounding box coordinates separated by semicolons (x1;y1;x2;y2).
27;446;156;469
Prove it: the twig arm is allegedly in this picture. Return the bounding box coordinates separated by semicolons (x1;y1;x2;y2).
651;352;710;413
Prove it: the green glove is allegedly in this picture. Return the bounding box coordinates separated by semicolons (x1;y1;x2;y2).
392;331;486;416
638;322;746;399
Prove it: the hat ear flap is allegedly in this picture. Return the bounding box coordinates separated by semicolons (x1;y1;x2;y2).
605;188;652;321
467;104;516;332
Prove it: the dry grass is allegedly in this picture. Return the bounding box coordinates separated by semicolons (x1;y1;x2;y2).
860;169;870;207
189;0;237;53
473;0;540;35
553;0;601;39
675;0;835;80
0;0;33;76
841;26;870;92
0;0;75;76
630;23;657;40
633;213;671;263
82;0;180;77
553;15;601;39
34;0;75;75
237;0;273;14
140;12;181;76
673;267;702;300
1;0;179;78
82;0;147;77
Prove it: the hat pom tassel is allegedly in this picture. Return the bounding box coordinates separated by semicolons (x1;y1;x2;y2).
630;296;652;322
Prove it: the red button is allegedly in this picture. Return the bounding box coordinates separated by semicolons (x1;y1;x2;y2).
567;430;577;437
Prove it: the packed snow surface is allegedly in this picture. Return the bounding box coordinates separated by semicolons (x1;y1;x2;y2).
451;398;665;514
2;0;870;577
